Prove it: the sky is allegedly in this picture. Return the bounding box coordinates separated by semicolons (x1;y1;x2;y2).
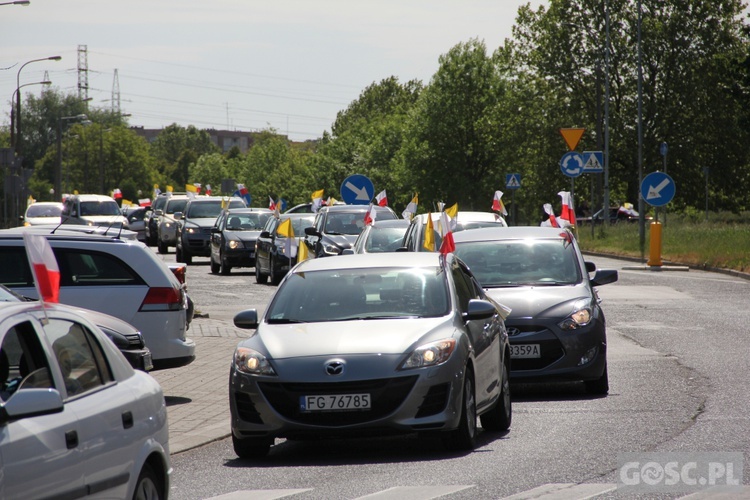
1;0;545;142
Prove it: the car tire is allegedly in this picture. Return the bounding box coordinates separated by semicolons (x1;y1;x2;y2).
133;462;164;500
270;257;282;286
255;261;268;284
442;369;477;451
157;240;168;254
584;362;609;395
220;255;231;275
183;251;192;265
175;245;184;263
232;434;272;459
210;256;220;274
480;360;511;432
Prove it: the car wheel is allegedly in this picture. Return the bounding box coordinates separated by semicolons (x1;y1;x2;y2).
232;434;272;459
175;245;184;263
442;369;477;451
183;251;192;265
585;362;609;395
157;240;168;254
210;256;220;274
255;260;268;284
133;462;164;500
270;257;282;285
220;255;231;275
480;360;511;432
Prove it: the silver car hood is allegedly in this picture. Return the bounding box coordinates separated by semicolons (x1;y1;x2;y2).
257;317;450;358
484;284;590;319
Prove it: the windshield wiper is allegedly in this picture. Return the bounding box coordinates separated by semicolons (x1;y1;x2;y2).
266;318;305;324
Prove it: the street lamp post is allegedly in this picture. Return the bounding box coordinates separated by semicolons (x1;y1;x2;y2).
10;79;51;150
55;114;88;200
15;55;61;157
637;0;645;261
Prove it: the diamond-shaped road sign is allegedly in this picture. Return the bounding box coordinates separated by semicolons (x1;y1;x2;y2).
582;151;604;173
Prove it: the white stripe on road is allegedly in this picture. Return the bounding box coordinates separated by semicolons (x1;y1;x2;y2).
206;489;312;500
356;485;474;499
500;483;617;500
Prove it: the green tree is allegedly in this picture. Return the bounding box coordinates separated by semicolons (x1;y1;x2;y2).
149;124;217;187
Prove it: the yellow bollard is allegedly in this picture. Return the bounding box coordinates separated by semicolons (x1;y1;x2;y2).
647;221;663;267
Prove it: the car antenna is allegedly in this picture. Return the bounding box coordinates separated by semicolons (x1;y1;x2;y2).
50;215;70;234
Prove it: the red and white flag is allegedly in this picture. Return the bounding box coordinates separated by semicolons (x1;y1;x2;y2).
543;203;560;228
112;188;123;200
492;190;508;216
438;211;455;255
23;233;60;303
364;203;376;225
375;190;388;207
558;191;576;226
205;184;212;196
269;196;277;211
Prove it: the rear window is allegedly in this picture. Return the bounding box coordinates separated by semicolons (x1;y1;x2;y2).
166;199;188;214
80;201;121;217
26;204;62;218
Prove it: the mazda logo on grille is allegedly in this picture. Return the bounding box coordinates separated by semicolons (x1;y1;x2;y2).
325;360;345;376
507;327;521;337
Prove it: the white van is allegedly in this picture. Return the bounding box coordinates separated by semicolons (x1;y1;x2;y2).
61;194;129;229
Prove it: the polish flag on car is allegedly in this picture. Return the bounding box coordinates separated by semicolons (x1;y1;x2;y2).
364;204;376;225
23;233;60;303
492;190;508;216
558;191;576;226
375;190;388;207
438;211;455;255
543;203;560;228
269;196;277;211
113;188;123;200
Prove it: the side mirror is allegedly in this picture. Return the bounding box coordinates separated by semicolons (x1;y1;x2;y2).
305;226;320;237
341;248;354;255
0;388;64;424
173;212;183;220
233;309;259;329
462;299;497;321
211;227;220;233
590;269;618;287
585;261;596;273
155;209;164;216
259;230;271;238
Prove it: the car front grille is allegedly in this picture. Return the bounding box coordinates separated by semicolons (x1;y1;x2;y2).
415;383;450;418
234;392;263;424
258;376;418;426
510;335;565;371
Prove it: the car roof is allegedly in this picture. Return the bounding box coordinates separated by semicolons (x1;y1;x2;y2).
0;225;140;242
414;211;503;223
452;225;574;243
321;204;396;214
226;207;272;213
368;219;410;228
67;194;118;202
188;196;244;204
293;251;445;273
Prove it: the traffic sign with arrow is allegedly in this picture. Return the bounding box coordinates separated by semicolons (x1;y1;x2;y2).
641;171;675;207
340;174;374;205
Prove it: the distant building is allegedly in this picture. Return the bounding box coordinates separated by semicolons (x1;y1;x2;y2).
130;127;288;154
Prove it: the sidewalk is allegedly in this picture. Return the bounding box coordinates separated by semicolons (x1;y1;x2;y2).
150;317;251;454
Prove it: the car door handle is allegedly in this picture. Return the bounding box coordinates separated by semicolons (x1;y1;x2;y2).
122;411;134;429
65;430;78;449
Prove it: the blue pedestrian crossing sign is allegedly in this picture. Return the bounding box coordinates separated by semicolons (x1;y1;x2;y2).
560;152;584;178
340;174;374;205
641;171;675;207
506;173;521;189
582;151;604;173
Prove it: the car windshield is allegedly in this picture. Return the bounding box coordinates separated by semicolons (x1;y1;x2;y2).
365;227;408;253
421;219;502;250
290;216;315;234
265;267;450;323
454;238;581;287
325;213;366;235
79;201;121;216
226;212;272;230
26;204;61;218
166;199;188;214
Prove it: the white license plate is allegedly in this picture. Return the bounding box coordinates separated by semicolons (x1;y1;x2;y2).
300;394;371;412
510;344;541;359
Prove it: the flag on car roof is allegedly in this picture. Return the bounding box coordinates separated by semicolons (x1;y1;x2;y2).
558;191;576;226
268;196;277;211
277;218;297;259
492;190;508;216
233;184;251;205
542;203;560;228
166;185;173;193
112;188;123;199
297;237;309;262
423;213;436;251
186;184;199;199
23;233;60;303
139;198;151;207
311;189;325;213
153;184;161;198
402;193;418;220
364;203;376;226
375;190;388;207
438;211;455;255
205;184;212;196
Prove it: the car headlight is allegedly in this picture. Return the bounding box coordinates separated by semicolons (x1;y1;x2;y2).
228;239;243;249
558;300;593;330
400;338;456;370
322;243;341;255
234;347;276;375
164;222;172;228
186;227;197;234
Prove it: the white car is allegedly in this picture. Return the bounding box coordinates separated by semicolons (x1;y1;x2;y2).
0;300;170;499
61;194;129;229
22;202;63;226
401;211;508;252
0;226;195;370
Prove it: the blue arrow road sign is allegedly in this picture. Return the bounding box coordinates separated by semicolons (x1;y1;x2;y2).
641;171;675;207
340;174;374;205
582;151;604;173
506;173;521;189
560;152;584;178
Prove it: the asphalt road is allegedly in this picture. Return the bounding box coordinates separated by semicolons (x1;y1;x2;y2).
157;251;750;500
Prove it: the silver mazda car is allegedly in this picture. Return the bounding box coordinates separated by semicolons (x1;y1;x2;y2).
229;252;512;457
